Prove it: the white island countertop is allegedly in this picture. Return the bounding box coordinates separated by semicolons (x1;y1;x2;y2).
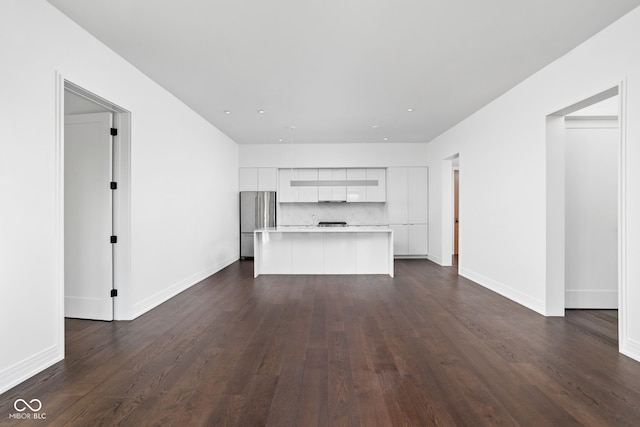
253;226;394;277
255;225;392;233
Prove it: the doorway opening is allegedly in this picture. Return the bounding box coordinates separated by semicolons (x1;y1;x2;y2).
441;153;459;268
60;80;131;322
545;85;625;353
453;162;460;269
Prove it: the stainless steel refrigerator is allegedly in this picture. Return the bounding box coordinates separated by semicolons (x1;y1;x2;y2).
240;191;276;258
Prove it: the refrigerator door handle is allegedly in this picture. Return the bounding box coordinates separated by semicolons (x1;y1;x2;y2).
256;192;263;229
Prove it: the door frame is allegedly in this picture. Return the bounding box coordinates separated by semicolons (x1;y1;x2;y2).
441;154;459;267
55;73;132;336
545;83;627;355
453;168;459;256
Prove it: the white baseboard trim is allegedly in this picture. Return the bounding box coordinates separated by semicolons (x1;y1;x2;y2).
459;267;546;315
565;290;618;309
132;256;238;320
394;255;429;259
427;254;443;265
621;338;640;363
0;345;62;395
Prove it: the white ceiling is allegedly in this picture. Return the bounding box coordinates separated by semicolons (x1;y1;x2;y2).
47;0;640;144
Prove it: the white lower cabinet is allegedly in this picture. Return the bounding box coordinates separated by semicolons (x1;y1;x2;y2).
291;233;324;274
408;224;428;255
254;229;394;277
323;233;357;274
391;224;427;256
390;225;409;255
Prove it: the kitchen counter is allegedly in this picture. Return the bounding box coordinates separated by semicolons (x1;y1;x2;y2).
253;226;394;277
257;225;392;233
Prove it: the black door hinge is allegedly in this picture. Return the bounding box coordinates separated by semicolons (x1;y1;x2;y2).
110;128;118;136
110;289;118;297
110;182;118;190
110;235;117;244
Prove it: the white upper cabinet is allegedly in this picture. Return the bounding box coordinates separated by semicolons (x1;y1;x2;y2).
332;168;347;201
279;167;386;203
387;167;408;223
346;169;366;202
239;167;258;191
318;169;333;201
366;168;386;202
278;168;298;202
407;167;428;223
240;167;278;192
318;168;347;202
258;168;277;191
297;168;319;202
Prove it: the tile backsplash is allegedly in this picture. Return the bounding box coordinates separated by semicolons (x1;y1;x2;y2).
278;202;387;226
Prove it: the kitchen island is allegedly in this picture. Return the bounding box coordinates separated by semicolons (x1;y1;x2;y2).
253;226;394;277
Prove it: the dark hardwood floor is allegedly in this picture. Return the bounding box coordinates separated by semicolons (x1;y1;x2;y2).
2;259;639;426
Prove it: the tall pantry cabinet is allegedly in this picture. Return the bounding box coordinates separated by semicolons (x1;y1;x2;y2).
387;167;428;256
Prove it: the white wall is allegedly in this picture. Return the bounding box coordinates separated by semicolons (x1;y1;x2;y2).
240;142;428;168
565;119;618;308
0;0;239;394
425;6;640;361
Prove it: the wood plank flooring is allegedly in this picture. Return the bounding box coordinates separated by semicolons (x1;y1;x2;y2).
1;259;639;426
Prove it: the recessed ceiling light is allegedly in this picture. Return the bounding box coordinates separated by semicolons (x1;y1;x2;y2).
372;125;380;129
224;110;231;114
258;110;265;114
407;108;414;112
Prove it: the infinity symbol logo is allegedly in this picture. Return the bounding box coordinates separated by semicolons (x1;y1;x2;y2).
14;399;42;412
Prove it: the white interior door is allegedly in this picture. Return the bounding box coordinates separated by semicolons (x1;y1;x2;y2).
65;112;114;320
565;119;618;308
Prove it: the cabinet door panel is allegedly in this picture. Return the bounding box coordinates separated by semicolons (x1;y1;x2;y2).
297;168;318;202
408;167;428;223
408;224;428;255
387;167;408;223
390;225;409;256
258;168;277;191
389;225;409;256
318;169;332;201
347;169;366;202
278;169;298;202
239;168;258;191
366;168;386;202
332;169;347;201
